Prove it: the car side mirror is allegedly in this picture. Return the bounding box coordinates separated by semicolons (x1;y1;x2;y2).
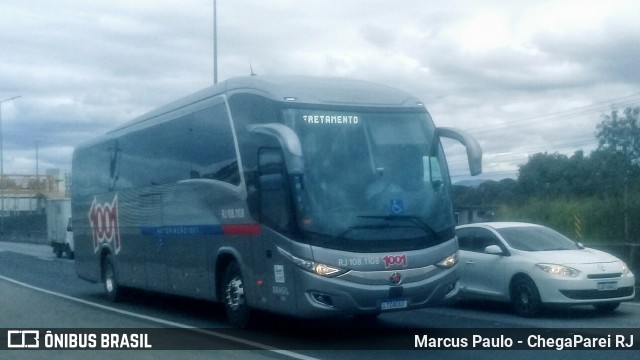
484;245;503;255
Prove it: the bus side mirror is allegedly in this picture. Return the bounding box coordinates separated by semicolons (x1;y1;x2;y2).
258;148;286;191
257;147;292;231
248;123;305;175
437;127;482;176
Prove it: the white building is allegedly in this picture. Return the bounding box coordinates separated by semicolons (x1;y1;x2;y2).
0;171;69;216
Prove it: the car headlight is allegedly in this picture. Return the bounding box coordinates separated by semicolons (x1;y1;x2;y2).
621;262;631;275
535;263;580;277
277;247;346;277
436;251;458;269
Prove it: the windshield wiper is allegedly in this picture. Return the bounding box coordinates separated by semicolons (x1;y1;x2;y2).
332;223;400;241
357;215;438;237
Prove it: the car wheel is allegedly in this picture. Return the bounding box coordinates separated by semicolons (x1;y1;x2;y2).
593;302;620;313
223;262;251;328
103;254;122;302
65;244;74;259
511;276;542;317
354;312;381;322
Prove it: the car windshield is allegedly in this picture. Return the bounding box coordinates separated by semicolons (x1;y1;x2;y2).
283;108;455;252
496;226;582;251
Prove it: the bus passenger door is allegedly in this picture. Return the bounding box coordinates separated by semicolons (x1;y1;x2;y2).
256;147;298;313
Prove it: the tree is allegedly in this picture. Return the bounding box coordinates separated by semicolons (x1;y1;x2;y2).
516;152;571;198
596;106;640;242
452;107;640;243
596;107;640;166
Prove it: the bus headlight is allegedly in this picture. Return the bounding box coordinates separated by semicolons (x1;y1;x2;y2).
277;247;346;277
314;263;343;276
435;251;458;269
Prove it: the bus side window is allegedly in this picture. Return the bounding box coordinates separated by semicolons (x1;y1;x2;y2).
424;156;443;190
258;148;292;232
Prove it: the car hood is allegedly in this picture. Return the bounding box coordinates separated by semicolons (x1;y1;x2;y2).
523;247;620;265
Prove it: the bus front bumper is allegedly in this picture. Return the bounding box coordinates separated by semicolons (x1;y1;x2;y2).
293;265;459;318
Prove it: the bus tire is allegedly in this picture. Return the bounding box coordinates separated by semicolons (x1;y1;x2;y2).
103;254;122;302
223;262;251;328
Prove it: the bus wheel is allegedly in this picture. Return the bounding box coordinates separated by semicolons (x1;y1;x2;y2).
103;254;122;302
223;262;251;328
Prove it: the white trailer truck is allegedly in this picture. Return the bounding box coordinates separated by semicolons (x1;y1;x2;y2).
47;198;74;259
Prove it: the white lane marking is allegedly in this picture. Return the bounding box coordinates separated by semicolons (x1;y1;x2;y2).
0;274;319;360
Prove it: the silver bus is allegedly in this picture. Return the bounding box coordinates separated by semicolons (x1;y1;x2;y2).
72;76;482;327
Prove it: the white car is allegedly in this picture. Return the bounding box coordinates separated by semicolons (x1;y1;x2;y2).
456;222;635;317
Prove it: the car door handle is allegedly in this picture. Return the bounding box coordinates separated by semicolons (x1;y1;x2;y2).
465;260;475;265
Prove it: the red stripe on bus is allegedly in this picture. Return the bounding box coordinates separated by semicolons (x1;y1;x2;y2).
221;224;262;236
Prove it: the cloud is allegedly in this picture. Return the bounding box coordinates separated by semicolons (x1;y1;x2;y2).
1;0;639;181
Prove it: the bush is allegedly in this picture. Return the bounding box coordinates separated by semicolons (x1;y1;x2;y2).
496;195;639;244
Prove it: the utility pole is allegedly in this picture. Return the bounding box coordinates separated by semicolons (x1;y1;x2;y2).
624;172;629;243
0;95;21;234
213;0;218;84
36;141;39;193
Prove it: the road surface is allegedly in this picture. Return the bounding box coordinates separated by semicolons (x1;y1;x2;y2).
1;241;638;360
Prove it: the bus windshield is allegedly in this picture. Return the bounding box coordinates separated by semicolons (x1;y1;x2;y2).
284;108;455;252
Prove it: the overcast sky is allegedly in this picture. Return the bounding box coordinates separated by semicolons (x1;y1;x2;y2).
1;0;639;182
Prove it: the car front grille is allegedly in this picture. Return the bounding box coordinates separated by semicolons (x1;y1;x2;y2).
560;286;634;300
587;273;623;279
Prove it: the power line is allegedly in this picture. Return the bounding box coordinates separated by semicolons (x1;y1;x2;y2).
445;137;598;166
447;138;601;181
447;92;640;181
464;93;640;134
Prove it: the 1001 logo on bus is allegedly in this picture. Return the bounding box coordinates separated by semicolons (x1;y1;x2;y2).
89;194;121;254
383;254;407;268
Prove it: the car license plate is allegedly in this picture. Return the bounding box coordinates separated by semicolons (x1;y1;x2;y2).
597;282;618;291
380;299;408;310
